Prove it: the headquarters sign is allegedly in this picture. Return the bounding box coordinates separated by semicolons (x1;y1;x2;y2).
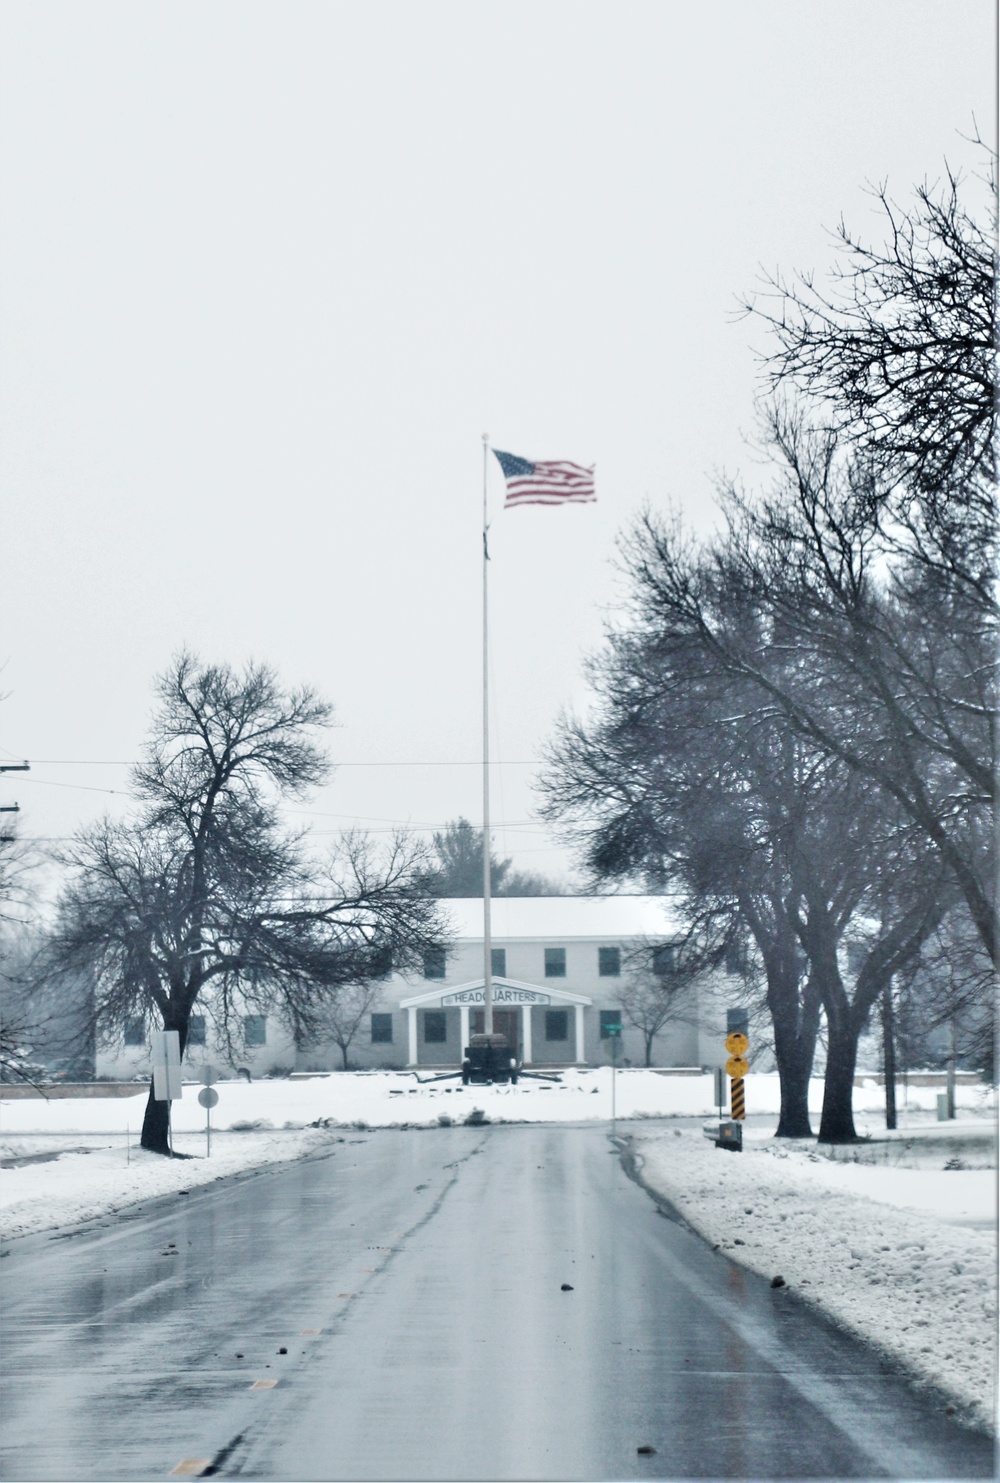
441;987;551;1007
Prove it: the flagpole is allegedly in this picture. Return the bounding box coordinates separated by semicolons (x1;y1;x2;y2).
482;433;493;1035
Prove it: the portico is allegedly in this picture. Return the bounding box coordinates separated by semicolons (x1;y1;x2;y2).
399;978;592;1067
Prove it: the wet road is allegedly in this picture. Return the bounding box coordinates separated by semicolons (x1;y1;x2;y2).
1;1123;993;1480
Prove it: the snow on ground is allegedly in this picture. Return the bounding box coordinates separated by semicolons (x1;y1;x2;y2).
2;1069;996;1429
0;1067;685;1244
0;1127;332;1243
631;1124;998;1432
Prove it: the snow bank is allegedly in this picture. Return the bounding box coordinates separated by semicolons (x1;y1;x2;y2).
631;1126;998;1431
0;1129;330;1242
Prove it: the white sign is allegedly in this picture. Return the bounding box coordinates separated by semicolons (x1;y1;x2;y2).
441;987;551;1006
151;1030;183;1101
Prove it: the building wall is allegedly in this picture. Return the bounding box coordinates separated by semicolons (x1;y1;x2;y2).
95;900;749;1076
345;929;717;1070
96;1019;299;1082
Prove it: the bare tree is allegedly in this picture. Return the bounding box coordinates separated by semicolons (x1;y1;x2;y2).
744;152;996;501
734;155;996;961
42;654;447;1154
0;928;47;1085
0;821;38;928
317;977;388;1071
628;411;995;973
543;490;968;1139
893;905;996;1102
0;925;94;1085
540;582;829;1135
617;943;702;1067
0;824;56;1086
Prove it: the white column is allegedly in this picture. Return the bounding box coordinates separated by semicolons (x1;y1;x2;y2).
521;1003;533;1065
574;1004;586;1065
460;1005;470;1054
407;1007;418;1067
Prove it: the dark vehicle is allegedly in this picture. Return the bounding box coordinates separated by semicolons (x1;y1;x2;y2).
462;1032;519;1085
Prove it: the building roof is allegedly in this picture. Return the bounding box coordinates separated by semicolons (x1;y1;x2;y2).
439;895;683;942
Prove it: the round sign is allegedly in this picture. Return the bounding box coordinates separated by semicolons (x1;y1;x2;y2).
725;1031;749;1056
198;1087;219;1109
726;1055;750;1078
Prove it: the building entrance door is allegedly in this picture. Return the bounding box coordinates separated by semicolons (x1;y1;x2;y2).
472;1008;520;1057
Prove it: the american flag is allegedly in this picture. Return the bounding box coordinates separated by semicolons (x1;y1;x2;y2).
492;449;596;508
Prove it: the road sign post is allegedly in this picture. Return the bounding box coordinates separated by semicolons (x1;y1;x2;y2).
151;1030;182;1156
198;1086;219;1157
605;1020;622;1129
198;1065;218;1157
715;1009;749;1151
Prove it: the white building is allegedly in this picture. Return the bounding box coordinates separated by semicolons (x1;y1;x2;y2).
98;897;734;1079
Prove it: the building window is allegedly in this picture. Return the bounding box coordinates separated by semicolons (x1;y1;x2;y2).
600;1009;623;1040
491;947;506;977
374;946;393;980
423;946;446;980
652;944;675;977
187;1015;206;1048
244;1014;267;1047
724;940;747;975
544;947;566;978
598;946;621;977
545;1009;568;1042
371;1013;393;1044
124;1019;145;1047
423;1010;447;1043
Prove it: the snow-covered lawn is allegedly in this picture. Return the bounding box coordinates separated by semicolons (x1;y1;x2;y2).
2;1069;996;1430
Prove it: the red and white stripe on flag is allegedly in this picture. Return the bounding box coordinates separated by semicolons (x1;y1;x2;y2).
492;449;596;507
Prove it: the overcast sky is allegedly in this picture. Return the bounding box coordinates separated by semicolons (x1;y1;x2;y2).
1;0;995;891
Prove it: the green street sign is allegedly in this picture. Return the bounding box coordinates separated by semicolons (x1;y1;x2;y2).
606;1024;622;1036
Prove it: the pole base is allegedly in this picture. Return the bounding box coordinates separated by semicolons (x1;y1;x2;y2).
715;1120;743;1152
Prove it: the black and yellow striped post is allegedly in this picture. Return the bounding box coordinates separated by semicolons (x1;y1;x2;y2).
726;1007;749;1126
714;1008;749;1151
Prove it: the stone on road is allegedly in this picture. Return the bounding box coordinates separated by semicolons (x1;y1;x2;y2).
0;1125;992;1480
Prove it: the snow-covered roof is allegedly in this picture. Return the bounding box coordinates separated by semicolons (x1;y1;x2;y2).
438;895;683;942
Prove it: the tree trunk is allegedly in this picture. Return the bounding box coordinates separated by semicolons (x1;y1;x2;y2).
644;1031;654;1068
946;1017;956;1119
140;1014;189;1155
140;1082;171;1155
882;986;897;1131
818;1009;860;1143
774;1048;814;1138
767;960;821;1139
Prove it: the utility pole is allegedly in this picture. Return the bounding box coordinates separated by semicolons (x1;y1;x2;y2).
881;983;898;1130
0;762;29;834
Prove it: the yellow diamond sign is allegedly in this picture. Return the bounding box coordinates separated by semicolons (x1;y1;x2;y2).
725;1031;749;1056
726;1055;749;1078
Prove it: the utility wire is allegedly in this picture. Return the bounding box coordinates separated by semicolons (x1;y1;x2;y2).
10;757;543;768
